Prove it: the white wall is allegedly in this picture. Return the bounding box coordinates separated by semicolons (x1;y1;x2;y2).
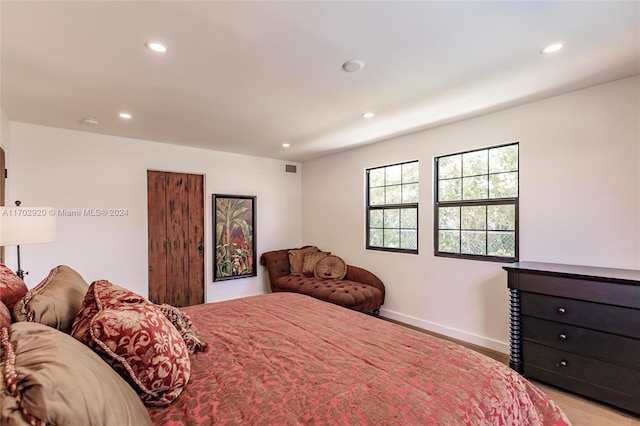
6;124;303;302
5;77;638;352
302;76;640;352
0;108;8;152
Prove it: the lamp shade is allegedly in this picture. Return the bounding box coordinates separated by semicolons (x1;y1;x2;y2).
0;207;57;246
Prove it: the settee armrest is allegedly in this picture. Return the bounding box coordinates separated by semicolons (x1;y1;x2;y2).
345;265;385;302
260;249;291;285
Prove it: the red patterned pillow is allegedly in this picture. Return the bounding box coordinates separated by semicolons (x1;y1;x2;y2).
157;304;207;354
0;301;10;328
71;280;191;406
87;304;191;406
0;264;27;312
71;280;151;344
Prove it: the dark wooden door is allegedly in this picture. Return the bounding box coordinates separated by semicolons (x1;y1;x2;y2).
147;171;204;307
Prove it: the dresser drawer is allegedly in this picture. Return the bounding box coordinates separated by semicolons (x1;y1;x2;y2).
521;316;640;369
520;292;640;339
522;341;640;398
515;270;640;309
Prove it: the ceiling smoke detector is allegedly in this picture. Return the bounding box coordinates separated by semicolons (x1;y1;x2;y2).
342;60;365;72
80;117;100;125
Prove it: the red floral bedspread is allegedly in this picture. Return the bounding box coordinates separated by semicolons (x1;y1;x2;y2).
147;293;570;425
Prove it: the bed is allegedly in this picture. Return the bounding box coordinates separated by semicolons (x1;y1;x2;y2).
147;292;570;425
1;268;569;425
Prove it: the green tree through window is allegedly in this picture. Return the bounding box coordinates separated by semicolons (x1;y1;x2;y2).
367;160;419;253
435;143;518;262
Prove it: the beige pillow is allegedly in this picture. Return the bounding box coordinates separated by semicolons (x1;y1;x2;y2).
288;246;319;275
13;265;89;333
0;322;152;426
302;251;330;275
314;255;347;280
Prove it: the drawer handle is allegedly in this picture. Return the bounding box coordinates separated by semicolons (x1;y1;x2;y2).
558;360;568;367
557;307;567;314
558;333;568;341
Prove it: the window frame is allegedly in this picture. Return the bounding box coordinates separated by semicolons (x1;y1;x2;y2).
366;160;419;254
433;142;519;263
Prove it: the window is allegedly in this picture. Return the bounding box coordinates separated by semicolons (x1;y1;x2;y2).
434;143;518;262
366;161;419;253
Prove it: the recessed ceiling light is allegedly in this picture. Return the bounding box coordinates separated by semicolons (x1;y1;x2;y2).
119;112;132;119
80;117;100;125
362;112;375;119
342;60;365;73
145;41;168;53
540;42;564;54
282;143;290;148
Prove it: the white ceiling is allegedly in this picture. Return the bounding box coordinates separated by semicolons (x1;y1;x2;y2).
1;1;638;162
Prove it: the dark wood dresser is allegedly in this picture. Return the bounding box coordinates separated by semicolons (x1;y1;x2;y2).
503;261;640;415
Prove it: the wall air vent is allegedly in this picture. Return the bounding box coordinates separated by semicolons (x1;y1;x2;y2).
285;164;297;173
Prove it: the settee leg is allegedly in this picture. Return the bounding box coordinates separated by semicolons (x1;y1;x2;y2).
371;309;380;317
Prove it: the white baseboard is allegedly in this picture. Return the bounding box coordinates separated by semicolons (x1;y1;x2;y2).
380;308;509;355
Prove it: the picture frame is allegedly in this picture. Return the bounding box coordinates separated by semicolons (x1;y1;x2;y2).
213;194;257;281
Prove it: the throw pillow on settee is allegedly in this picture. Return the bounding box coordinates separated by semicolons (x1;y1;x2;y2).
314;255;347;280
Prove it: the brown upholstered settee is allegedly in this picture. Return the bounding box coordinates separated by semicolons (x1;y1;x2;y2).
260;247;385;315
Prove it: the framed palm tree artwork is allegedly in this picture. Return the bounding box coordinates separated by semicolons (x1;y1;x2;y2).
213;194;256;281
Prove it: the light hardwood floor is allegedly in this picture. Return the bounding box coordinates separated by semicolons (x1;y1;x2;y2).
532;381;639;426
382;318;640;426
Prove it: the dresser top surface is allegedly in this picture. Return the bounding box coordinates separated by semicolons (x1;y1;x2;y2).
503;261;640;284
